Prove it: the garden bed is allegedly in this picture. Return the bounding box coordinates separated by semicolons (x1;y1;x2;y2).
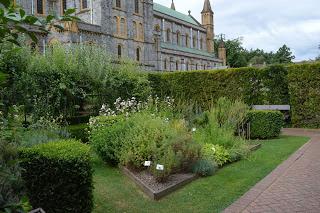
93;136;309;213
121;167;197;200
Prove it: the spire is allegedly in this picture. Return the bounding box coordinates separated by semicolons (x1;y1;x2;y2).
202;0;213;13
171;0;176;10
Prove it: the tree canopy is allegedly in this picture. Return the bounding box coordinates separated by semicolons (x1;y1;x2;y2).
0;0;78;45
215;35;296;68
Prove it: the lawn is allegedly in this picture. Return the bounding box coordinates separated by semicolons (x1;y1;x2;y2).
93;136;309;213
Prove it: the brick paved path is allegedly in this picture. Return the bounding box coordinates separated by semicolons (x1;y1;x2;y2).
224;129;320;213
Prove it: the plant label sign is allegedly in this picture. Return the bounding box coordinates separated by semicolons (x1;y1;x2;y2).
144;161;151;167
156;164;164;171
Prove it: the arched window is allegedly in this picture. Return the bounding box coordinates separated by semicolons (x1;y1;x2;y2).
176;61;179;70
114;16;119;35
120;18;126;36
81;0;88;9
185;34;189;47
117;45;122;58
133;21;137;39
176;31;181;45
164;59;168;70
36;0;44;14
139;23;143;40
134;0;139;13
200;38;203;50
116;0;121;8
136;48;141;62
193;36;197;49
61;0;67;14
166;29;171;43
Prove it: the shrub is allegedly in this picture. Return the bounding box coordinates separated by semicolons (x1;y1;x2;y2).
118;113;189;169
247;110;283;139
288;63;320;128
19;140;93;213
193;98;249;150
2;44;151;119
201;144;230;167
0;140;29;213
192;159;217;177
148;65;289;109
67;124;89;143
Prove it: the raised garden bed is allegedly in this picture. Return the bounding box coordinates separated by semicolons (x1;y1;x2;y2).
249;143;262;151
121;167;197;200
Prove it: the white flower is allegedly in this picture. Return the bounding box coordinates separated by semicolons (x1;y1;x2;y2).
211;146;216;153
192;128;197;132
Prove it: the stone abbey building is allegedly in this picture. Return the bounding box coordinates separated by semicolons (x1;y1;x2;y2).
16;0;226;71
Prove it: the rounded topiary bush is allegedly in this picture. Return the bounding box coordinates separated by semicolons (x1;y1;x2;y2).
247;110;284;139
19;140;93;213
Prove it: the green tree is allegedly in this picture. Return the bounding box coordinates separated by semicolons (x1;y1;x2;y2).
215;37;248;68
0;0;78;46
272;44;295;64
316;44;320;61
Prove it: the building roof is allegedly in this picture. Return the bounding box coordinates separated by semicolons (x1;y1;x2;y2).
161;42;216;58
153;3;200;26
202;0;213;13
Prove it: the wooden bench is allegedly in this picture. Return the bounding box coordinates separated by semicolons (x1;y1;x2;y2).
252;105;291;111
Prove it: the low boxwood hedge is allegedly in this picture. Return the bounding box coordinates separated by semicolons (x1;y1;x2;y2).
19;140;93;213
247;110;283;139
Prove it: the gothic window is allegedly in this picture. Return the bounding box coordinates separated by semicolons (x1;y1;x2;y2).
164;59;167;70
81;0;88;9
118;45;122;58
133;21;137;39
193;36;197;49
166;29;171;43
62;0;67;14
116;0;121;8
120;18;126;36
139;23;144;40
176;31;181;45
114;16;119;35
36;0;44;15
185;34;189;47
134;0;139;13
136;48;141;62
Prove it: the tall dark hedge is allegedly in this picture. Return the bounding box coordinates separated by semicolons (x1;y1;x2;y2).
247;110;284;139
19;140;93;213
288;63;320;128
148;64;289;109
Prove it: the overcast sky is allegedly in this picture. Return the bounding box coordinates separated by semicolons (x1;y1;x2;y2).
155;0;320;61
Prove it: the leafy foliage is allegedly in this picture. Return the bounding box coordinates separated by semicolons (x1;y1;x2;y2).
0;139;31;213
1;44;151;119
214;36;295;67
192;159;217;177
19;140;93;213
247;110;283;139
288;63;320;128
149;65;290;110
0;1;79;45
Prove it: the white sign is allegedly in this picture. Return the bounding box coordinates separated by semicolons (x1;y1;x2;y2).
156;164;164;171
144;161;151;167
